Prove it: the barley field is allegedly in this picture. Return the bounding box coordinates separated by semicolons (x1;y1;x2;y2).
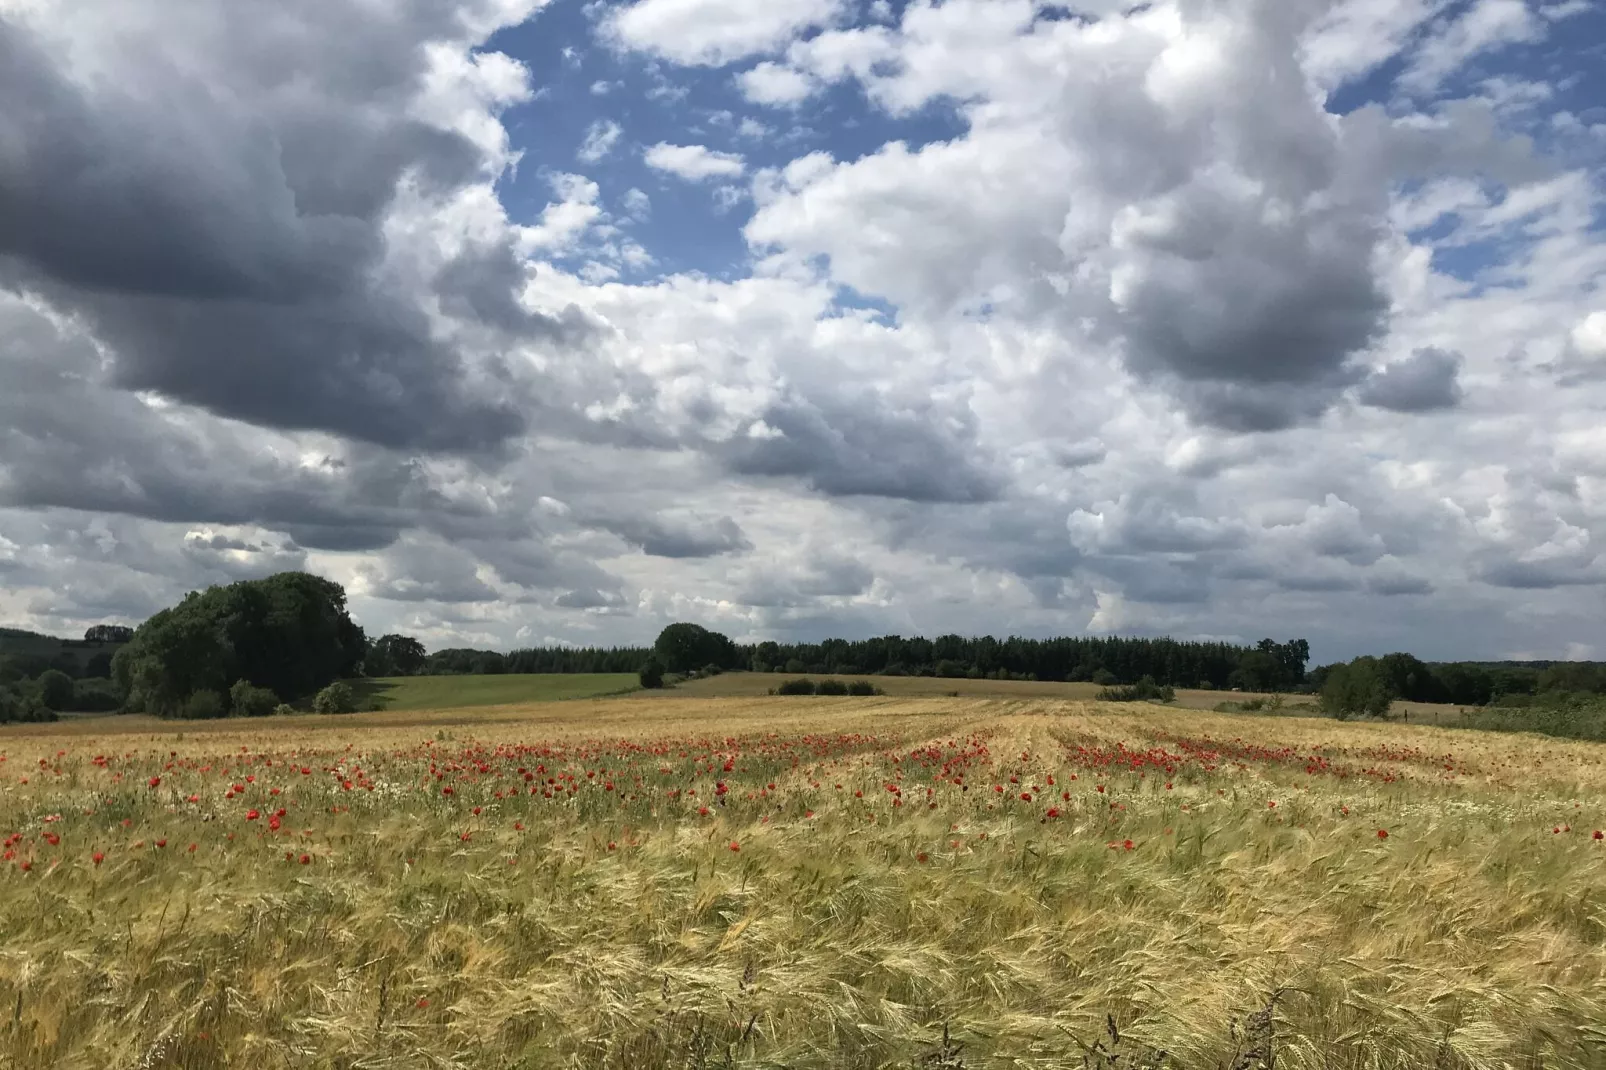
1;697;1603;1069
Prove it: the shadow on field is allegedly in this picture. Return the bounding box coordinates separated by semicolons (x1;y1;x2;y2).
345;678;397;711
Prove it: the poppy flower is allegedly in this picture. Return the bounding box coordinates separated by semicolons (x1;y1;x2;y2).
92;851;104;866
148;776;161;788
729;841;740;852
299;854;311;865
1376;829;1388;839
1595;830;1604;840
416;998;429;1009
246;810;260;821
916;851;930;863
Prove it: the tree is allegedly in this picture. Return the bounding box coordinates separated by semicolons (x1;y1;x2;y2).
84;624;134;643
368;634;427;677
653;623;737;674
1320;657;1395;720
638;659;665;690
112;572;366;716
181;689;226;720
37;669;74;710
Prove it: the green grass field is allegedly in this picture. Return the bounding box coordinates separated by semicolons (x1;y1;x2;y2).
350;673;639;710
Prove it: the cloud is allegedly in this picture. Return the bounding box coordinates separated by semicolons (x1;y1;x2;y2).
595;514;753;558
643;142;747;180
577;119;624;162
1357;347;1466;412
737;62;817;106
1399;0;1545;96
0;3;573;453
605;0;846;66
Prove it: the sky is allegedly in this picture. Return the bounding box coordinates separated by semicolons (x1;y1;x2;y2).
1;0;1604;665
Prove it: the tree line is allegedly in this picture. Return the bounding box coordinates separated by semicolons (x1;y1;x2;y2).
4;569;1606;723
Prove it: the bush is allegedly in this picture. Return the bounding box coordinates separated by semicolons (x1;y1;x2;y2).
846;680;883;697
0;685;58;723
311;681;358;714
639;659;665;689
774;678;816;696
700;663;723;677
1091;669;1119;686
180;689;226;720
1097;675;1176;703
1457;695;1606;742
272;703;296;717
230;679;280;717
37;668;75;710
815;678;849;696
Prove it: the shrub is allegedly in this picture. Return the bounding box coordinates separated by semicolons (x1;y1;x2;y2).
774;678;816;696
1097;675;1176;703
37;668;75;710
230;679;280;717
638;659;665;689
0;685;58;723
815;678;849;696
180;689;226;720
700;663;723;677
1091;669;1119;686
272;703;296;717
846;680;883;697
312;681;358;714
934;659;967;679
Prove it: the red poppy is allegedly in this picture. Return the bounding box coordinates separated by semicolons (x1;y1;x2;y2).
1122;840;1134;851
1376;829;1388;839
246;809;260;821
416;998;429;1009
729;841;740;852
148;776;161;788
92;851;104;866
299;854;310;865
916;851;930;863
1595;830;1604;840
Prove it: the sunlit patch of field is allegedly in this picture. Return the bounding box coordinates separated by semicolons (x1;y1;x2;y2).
1;697;1603;1068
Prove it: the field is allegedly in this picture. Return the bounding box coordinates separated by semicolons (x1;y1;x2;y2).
352;672;640;710
659;672;1468;722
2;696;1603;1069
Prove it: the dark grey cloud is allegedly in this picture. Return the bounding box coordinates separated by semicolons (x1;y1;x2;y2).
1367;574;1435;596
1357;347;1465;412
1478;557;1605;589
595;514;752;558
0;5;573;453
723;392;1000;502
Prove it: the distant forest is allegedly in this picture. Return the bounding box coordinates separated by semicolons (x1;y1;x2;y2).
3;570;1605;723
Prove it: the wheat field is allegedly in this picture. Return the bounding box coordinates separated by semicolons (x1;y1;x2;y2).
1;696;1603;1069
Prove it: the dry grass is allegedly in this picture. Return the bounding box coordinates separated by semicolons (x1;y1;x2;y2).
1;696;1603;1069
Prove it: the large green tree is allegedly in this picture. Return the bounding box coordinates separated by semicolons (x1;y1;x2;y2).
113;572;365;716
653;623;738;674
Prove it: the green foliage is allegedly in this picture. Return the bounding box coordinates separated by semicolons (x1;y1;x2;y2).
84;624;134;643
229;679;280;718
846;680;883;697
1091;669;1118;686
272;703;296;717
1457;693;1606;741
69;678;124;713
653;623;738;674
37;668;75;710
366;634;427;677
312;681;358;715
638;659;665;690
0;684;57;723
814;678;849;696
774;678;816;696
180;689;226;720
1097;675;1176;703
1320;657;1395;720
114;571;365;715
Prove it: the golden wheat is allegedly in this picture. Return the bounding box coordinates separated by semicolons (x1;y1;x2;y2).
1;697;1602;1069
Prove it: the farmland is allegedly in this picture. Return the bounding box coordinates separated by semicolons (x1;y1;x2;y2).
352;672;640;711
1;696;1603;1069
